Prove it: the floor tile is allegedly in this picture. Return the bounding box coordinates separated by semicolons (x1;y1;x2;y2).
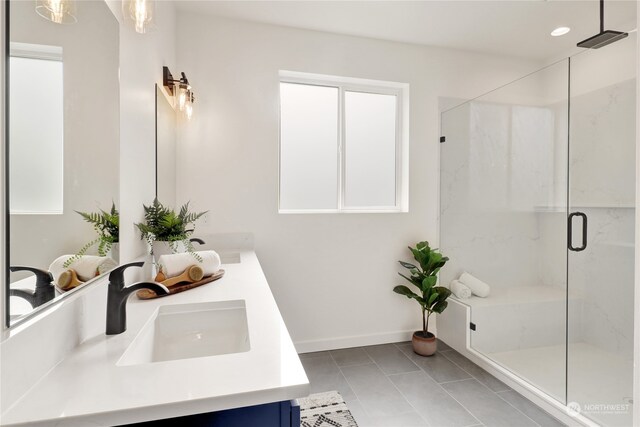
330;347;373;367
497;390;566;427
340;363;414;418
390;371;480;427
438;339;453;352
442;379;538;427
298;351;331;359
396;343;472;383
300;354;355;400
364;344;420;375
441;350;511;392
347;400;428;427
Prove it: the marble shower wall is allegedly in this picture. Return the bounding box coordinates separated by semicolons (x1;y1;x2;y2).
440;100;560;290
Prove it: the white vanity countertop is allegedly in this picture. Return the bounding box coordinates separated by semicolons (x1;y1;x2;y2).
0;251;309;426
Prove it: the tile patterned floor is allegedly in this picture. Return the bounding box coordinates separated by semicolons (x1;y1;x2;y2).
299;341;566;427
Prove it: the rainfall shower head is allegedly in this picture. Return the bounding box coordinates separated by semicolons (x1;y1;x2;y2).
577;30;628;48
577;0;628;49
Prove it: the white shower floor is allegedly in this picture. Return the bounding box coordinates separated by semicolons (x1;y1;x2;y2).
488;342;633;427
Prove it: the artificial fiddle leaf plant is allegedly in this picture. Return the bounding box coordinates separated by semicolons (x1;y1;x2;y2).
393;241;451;338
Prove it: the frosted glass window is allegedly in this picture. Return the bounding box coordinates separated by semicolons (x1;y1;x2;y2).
279;83;339;210
279;72;408;213
344;91;397;208
9;56;64;214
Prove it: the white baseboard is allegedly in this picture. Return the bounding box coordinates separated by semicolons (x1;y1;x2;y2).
294;329;416;354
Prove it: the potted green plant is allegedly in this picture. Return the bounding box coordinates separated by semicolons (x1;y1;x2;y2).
393;241;451;356
64;202;120;267
135;198;207;262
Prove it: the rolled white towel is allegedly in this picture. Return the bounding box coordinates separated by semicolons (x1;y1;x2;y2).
450;280;472;299
49;255;118;283
158;250;221;279
459;272;490;298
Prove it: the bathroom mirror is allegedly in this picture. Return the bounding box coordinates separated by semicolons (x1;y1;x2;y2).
5;0;120;327
156;84;177;206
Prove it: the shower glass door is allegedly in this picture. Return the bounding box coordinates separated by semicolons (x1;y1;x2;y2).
439;59;570;403
439;31;636;427
567;32;636;427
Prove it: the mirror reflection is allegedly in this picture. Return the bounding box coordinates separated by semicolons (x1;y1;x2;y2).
156;84;177;207
7;0;119;325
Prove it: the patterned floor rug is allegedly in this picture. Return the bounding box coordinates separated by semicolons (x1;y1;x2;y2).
299;391;359;427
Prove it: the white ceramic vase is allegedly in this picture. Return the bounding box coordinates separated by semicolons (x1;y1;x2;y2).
108;242;120;263
152;240;187;263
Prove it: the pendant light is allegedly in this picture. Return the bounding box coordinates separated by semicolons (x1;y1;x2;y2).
35;0;77;24
123;0;155;34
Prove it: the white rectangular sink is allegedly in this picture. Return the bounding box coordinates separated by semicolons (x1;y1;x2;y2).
118;300;250;366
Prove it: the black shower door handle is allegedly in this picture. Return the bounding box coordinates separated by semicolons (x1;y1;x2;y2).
568;212;588;252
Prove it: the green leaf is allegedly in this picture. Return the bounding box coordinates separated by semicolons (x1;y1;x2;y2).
398;261;417;270
435;286;452;299
398;272;422;289
421;276;437;292
432;300;449;314
393;285;420;300
427;292;439;305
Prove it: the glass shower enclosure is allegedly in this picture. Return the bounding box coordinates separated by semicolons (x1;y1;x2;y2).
439;33;636;427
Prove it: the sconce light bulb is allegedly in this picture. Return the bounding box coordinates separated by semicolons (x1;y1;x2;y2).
178;88;188;112
185;102;193;121
49;0;64;23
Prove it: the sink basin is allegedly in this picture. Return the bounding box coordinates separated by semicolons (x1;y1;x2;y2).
118;300;250;366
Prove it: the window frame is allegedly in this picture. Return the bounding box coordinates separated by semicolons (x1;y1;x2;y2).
278;71;409;214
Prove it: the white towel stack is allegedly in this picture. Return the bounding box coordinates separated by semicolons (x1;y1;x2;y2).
449;279;472;299
49;255;118;283
158;250;221;279
459;272;491;298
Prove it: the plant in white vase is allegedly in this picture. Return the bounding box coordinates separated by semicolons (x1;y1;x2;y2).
64;202;120;267
135;198;207;263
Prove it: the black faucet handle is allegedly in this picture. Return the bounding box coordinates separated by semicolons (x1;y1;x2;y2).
9;266;54;289
108;261;145;287
190;237;206;245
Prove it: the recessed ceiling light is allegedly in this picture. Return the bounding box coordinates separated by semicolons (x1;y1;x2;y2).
551;27;571;37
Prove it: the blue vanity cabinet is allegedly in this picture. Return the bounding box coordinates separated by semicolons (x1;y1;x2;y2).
127;399;301;427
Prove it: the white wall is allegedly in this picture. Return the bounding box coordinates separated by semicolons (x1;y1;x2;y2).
175;14;537;351
105;0;176;274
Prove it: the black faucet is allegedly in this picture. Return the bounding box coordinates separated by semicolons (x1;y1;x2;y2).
106;261;169;335
190;237;206;245
9;266;55;308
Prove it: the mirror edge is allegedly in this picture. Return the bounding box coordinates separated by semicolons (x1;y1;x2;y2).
2;0;9;330
155;83;158;199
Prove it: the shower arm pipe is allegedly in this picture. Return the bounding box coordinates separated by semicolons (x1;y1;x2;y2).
600;0;604;33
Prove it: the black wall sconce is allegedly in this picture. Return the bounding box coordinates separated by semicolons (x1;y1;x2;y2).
163;66;195;119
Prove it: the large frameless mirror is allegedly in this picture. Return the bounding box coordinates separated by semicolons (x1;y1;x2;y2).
5;0;120;327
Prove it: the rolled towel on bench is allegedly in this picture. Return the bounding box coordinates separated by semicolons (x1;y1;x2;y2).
158;250;221;279
49;255;118;283
459;272;490;297
450;280;472;299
